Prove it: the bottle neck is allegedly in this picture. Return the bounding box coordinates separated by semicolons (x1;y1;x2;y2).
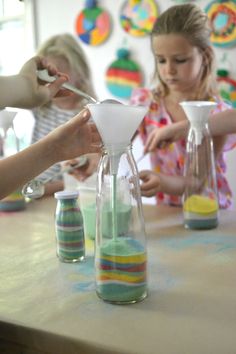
188;120;210;145
102;143;132;175
58;198;78;205
102;143;132;155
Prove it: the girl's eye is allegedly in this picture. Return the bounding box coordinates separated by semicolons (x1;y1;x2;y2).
156;58;188;64
156;58;166;64
176;58;188;63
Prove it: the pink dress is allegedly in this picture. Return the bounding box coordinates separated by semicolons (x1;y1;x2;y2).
131;88;236;209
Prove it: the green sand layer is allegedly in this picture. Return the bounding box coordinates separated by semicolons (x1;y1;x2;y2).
81;202;131;240
184;218;218;230
56;228;85;262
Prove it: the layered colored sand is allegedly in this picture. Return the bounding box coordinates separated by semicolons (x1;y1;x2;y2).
0;190;26;211
55;201;85;262
183;194;218;230
96;238;147;303
81;202;131;240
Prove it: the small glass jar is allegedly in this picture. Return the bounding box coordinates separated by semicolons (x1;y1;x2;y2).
54;190;85;262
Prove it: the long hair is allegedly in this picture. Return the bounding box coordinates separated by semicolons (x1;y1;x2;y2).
151;4;217;99
37;33;96;99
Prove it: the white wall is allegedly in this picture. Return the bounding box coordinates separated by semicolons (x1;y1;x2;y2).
34;0;236;206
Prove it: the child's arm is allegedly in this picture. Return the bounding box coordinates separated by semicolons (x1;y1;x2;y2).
139;170;186;197
208;109;236;136
0;109;101;199
144;109;236;153
0;56;68;109
144;120;189;153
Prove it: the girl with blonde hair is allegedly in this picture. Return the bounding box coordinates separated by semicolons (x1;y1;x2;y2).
31;33;96;195
131;3;235;209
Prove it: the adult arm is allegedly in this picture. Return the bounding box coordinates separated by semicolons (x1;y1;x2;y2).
0;109;101;199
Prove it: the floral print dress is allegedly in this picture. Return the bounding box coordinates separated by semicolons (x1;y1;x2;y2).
131;88;236;209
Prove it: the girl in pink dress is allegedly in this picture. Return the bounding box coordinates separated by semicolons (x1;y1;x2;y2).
131;3;235;209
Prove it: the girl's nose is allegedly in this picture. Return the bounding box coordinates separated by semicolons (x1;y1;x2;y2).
166;61;176;74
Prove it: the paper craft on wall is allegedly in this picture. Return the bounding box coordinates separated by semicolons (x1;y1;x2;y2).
205;0;236;48
105;48;143;99
120;0;158;37
75;0;111;46
171;0;197;2
217;54;236;107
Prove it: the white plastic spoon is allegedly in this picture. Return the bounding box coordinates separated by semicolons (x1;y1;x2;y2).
37;69;98;103
22;157;88;199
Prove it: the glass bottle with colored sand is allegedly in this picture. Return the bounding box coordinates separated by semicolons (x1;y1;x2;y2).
95;144;147;304
181;101;219;230
54;190;85;262
87;103;148;304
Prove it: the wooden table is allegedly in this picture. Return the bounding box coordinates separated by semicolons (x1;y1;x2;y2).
0;197;236;354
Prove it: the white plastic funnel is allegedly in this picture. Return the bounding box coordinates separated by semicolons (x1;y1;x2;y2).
180;101;217;145
87;103;147;148
88;103;147;174
0;110;17;137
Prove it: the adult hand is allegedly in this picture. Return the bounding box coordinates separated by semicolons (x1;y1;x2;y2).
17;56;70;108
47;108;101;163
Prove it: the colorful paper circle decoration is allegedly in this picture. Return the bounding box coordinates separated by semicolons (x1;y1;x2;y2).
217;68;236;107
105;48;143;99
205;0;236;48
171;0;197;2
120;0;158;37
75;0;111;46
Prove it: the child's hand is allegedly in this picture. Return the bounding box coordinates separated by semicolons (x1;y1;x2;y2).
144;121;189;153
69;153;101;181
139;169;186;197
139;170;161;197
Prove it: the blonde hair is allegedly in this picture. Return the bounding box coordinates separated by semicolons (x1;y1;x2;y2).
151;4;217;99
37;33;96;99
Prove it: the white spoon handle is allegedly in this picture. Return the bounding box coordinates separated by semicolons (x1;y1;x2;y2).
37;69;97;103
43;157;88;184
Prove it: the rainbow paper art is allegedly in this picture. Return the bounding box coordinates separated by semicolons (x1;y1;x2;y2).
120;0;158;37
75;0;111;46
105;48;143;99
171;0;197;2
217;69;236;108
205;0;236;48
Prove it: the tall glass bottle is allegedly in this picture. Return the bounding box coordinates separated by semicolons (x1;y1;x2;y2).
95;144;147;304
181;101;219;230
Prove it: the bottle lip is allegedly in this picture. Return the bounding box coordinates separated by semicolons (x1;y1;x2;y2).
103;143;132;153
54;190;79;200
